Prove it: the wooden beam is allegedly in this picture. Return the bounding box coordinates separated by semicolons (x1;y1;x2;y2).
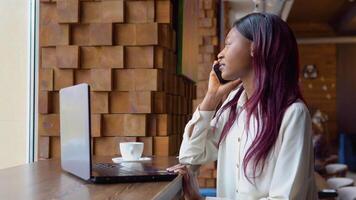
297;36;356;44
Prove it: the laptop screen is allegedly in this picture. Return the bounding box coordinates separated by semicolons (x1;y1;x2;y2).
59;83;91;180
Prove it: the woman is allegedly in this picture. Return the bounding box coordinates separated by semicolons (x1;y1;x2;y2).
167;13;317;200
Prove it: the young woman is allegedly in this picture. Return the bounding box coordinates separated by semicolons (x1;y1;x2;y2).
167;13;317;200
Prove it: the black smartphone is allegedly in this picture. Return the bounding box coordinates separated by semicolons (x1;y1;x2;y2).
318;189;338;198
213;63;230;84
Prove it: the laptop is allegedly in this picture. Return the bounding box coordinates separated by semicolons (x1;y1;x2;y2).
59;83;178;183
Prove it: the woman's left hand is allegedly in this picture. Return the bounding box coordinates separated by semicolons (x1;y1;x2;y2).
167;164;203;200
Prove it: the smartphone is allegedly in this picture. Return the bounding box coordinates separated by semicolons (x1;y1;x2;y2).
213;63;230;84
318;189;338;198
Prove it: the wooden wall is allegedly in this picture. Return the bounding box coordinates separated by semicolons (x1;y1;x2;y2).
337;44;356;134
192;0;219;111
192;0;219;189
38;0;196;160
181;0;199;81
298;44;337;144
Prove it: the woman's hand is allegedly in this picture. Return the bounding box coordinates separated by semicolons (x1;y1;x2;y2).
167;164;203;200
200;61;242;111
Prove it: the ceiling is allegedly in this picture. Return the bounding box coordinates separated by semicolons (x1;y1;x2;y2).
222;0;356;37
288;0;348;22
286;0;356;37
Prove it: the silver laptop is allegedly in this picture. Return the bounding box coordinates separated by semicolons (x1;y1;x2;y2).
59;83;177;183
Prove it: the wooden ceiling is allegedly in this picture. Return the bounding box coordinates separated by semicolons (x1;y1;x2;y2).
288;0;348;22
286;0;356;37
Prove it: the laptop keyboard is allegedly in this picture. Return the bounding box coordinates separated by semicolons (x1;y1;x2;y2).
93;163;137;176
94;163;119;169
93;163;172;176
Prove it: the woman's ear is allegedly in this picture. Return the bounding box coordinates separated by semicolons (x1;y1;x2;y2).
250;42;254;57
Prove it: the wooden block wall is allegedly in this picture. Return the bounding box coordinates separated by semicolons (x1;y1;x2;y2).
197;162;217;188
193;0;219;110
194;0;219;188
38;0;196;160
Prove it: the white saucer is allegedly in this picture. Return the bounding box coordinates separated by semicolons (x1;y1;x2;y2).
112;157;152;163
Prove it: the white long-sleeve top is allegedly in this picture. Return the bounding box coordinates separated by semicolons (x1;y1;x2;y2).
179;87;317;200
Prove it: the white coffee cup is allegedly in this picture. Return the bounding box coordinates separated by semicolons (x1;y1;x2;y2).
119;142;144;161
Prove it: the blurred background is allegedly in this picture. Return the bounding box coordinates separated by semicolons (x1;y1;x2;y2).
0;0;356;197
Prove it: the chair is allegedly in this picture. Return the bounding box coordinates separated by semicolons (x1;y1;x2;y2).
326;177;354;189
337;186;356;200
325;163;348;177
199;188;217;197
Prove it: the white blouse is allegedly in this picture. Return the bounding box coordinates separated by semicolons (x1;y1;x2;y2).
178;87;317;200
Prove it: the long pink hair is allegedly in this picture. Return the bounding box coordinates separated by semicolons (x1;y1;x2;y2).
215;13;305;183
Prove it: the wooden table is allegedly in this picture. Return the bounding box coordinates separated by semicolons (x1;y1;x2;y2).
315;172;339;200
0;156;183;200
315;172;329;190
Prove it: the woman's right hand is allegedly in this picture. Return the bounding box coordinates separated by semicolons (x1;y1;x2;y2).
200;61;242;111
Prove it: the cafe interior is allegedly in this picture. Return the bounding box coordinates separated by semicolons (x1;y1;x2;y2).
1;0;356;199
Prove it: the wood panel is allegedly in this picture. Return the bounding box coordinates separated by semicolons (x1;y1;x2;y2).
181;0;199;81
190;0;219;188
298;44;337;144
337;44;356;134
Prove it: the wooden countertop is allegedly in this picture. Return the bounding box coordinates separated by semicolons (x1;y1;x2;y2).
315;172;329;190
0;156;182;200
